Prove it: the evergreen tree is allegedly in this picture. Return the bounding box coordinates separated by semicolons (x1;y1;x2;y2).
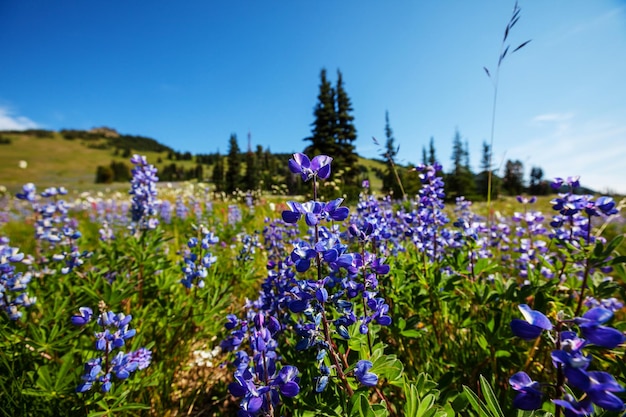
463;140;471;170
383;111;398;161
304;69;336;157
380;111;403;197
110;161;131;182
333;70;359;191
502;159;524;195
529;166;549;195
428;137;437;165
303;69;360;198
95;165;114;184
225;134;242;193
476;141;498;199
244;150;258;191
194;164;204;181
212;154;225;192
445;129;476;200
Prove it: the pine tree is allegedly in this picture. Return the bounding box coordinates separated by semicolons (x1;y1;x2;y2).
381;111;403;197
476;141;498;199
244;150;258;191
212;153;224;192
304;69;360;198
428;137;437;165
304;69;336;157
502;159;524;195
529;166;548;195
333;69;359;189
225;134;241;193
446;129;476;200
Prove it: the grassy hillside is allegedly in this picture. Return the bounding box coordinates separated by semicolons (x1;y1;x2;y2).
0;130;196;191
0;129;389;194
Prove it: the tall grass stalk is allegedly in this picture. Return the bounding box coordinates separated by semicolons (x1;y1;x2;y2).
485;1;531;224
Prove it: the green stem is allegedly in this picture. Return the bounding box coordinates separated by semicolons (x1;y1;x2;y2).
574;214;593;317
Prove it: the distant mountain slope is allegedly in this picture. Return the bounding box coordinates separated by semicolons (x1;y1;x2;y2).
0;129;390;193
0;129;186;189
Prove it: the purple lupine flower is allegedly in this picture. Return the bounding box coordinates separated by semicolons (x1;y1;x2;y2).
129;154;159;231
75;308;151;393
552;394;593;417
181;225;219;289
584;296;623;312
574;307;625;349
509;371;543;410
0;238;36;320
510;304;553;340
322;198;350;222
225;311;300;415
228;204;242;225
290;241;317;273
15;183;37;202
583;371;625;411
595;196;619;216
354;360;378;387
282;199;349;227
288;153;333;182
175;196;188;220
237;232;262;263
275;365;300;397
282;201;323;226
71;307;93;326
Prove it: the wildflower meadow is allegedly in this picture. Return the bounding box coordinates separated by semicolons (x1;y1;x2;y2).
1;151;625;417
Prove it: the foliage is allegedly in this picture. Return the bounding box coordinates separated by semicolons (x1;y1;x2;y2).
0;151;625;417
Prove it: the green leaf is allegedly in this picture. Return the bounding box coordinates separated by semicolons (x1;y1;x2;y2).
604;234;624;256
371;354;403;382
348;391;377;417
609;255;626;266
416;393;437;417
400;329;422;338
404;383;419;416
480;375;505;417
463;386;492;417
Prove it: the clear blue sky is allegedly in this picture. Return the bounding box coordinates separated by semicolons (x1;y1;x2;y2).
1;1;625;194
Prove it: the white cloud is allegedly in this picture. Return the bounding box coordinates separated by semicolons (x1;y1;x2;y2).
509;114;626;194
531;113;573;123
0;107;39;130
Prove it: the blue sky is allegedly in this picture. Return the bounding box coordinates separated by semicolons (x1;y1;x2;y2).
1;1;625;194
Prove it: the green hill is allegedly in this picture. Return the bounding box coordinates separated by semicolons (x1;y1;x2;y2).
0;128;196;191
0;128;389;193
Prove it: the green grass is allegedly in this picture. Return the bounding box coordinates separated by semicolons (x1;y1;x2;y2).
0;132;198;192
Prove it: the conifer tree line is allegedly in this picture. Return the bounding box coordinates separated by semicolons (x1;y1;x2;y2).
377;117;553;201
210;134;301;195
92;68;555;199
417;129;551;200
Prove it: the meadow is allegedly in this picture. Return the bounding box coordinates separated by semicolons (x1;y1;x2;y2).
1;153;625;417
